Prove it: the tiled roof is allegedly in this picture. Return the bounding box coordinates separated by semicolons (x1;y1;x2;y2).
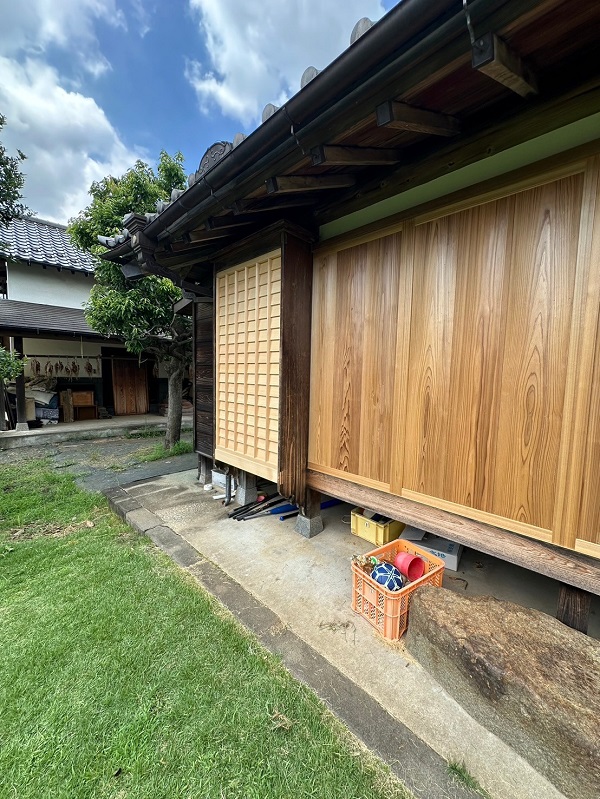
0;299;100;337
0;217;97;273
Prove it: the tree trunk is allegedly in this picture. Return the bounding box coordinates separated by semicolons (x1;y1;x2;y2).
165;365;184;450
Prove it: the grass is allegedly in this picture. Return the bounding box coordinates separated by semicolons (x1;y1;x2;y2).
447;761;491;798
124;428;166;440
137;440;194;462
0;460;411;799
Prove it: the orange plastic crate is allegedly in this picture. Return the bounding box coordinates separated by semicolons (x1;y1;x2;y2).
351;538;445;640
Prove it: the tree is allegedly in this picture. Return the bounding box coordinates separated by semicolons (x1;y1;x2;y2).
68;152;191;449
0;114;29;226
0;346;26;432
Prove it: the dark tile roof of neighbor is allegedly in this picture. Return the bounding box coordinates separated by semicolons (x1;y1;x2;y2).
0;217;97;273
0;299;98;336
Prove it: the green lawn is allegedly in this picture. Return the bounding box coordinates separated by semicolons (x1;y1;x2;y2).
0;460;410;799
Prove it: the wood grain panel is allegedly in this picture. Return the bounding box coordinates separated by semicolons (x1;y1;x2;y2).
491;176;583;529
554;157;600;548
441;199;511;509
308;252;337;468
331;245;365;475
358;235;400;483
308;234;402;487
403;216;456;497
215;250;280;480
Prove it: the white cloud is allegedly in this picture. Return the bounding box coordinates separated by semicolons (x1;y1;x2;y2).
0;2;147;224
0;0;126;76
0;58;141;223
186;0;387;127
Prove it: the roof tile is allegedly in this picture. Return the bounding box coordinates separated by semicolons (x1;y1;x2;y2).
0;217;97;273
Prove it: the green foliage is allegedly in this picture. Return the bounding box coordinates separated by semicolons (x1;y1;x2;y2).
0;346;25;382
0;114;30;226
137;440;194;463
67;151;186;253
85;261;185;356
68;150;191;447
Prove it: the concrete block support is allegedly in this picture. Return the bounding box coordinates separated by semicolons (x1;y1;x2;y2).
295;488;323;538
236;470;258;505
197;454;213;485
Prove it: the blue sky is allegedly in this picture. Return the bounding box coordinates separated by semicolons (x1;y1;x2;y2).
0;1;398;224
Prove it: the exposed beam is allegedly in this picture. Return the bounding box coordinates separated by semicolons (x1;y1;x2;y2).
317;76;600;224
205;215;256;230
472;32;538;97
311;145;402;166
266;174;356;194
376;101;460;136
188;228;232;243
306;470;600;596
231;196;317;214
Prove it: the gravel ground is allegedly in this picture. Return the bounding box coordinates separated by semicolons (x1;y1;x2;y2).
0;430;197;492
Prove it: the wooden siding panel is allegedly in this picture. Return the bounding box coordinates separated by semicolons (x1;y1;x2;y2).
403;216;456;497
491;176;583;529
553;157;600;551
331;245;365;475
441;199;511;510
309;234;401;487
358;235;400;484
310;165;595;554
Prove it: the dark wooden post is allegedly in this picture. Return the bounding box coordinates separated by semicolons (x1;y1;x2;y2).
13;336;28;432
295;488;323;538
556;583;592;634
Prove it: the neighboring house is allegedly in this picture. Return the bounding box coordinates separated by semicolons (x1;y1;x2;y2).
99;0;600;630
0;217;164;419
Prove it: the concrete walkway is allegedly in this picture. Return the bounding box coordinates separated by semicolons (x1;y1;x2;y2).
106;469;572;799
0;413;192;449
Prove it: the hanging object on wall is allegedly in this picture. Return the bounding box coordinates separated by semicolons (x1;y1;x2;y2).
30;358;41;375
64;365;71;376
45;361;54;376
85;360;94;377
153;361;159;378
54;362;60;374
71;361;79;377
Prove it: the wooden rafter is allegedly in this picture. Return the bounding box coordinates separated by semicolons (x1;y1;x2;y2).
188;228;232;243
472;33;538;97
231;196;318;214
266;174;356;195
376;101;460;136
310;145;402;166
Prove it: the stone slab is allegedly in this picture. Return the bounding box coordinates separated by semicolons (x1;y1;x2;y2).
406;586;600;799
124;507;163;534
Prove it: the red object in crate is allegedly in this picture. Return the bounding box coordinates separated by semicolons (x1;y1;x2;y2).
351;539;444;640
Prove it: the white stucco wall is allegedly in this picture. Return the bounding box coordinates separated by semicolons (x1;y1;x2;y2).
7;261;93;308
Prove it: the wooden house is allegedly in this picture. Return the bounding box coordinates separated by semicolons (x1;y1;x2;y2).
0;217;166;425
100;0;600;630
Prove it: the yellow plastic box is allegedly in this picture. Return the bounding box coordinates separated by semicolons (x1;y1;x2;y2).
351;508;404;547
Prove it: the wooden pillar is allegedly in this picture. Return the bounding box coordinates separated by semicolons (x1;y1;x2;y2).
197;454;213;485
557;583;592;634
278;231;314;505
236;470;258;505
295;488;323;538
13;336;28;431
